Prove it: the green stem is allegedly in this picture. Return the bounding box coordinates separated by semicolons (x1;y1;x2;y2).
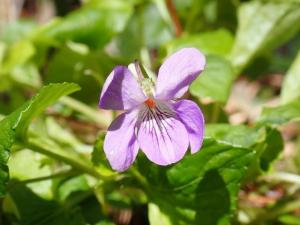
165;0;183;37
130;166;149;189
93;182;110;216
7;170;80;188
24;142;109;180
59;96;110;127
112;110;117;120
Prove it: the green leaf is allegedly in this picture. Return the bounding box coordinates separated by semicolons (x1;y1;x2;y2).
92;134;105;167
1;40;41;88
138;138;254;225
148;203;172;225
95;221;116;225
190;55;235;103
45;117;91;154
279;215;300;225
9;63;41;88
257;100;300;125
281;50;300;104
230;1;300;72
15;83;80;138
0;83;80;196
165;29;234;57
205;124;260;148
44;46;114;103
0;20;36;44
3;184;86;225
206;124;284;174
2;40;35;72
245;126;284;180
34;0;133;48
116;2;173;60
258;127;284;171
8;149;53;199
58;175;90;201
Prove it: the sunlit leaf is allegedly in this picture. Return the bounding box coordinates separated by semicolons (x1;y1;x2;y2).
148;203;172;225
0;41;41;88
190;55;235;103
165;29;234;57
206;124;259;148
279;214;300;225
8;149;53;199
0;83;80;196
34;0;133;48
230;1;300;72
281;50;300;104
58;175;90;201
257;100;300;125
0;20;36;44
2;41;35;72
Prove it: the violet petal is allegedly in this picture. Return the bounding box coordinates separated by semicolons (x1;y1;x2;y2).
99;66;146;110
137;102;189;165
155;48;206;100
173;99;205;153
104;109;140;172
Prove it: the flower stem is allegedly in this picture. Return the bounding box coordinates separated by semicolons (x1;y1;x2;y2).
24;141;110;180
7;170;80;188
165;0;183;37
130;166;149;189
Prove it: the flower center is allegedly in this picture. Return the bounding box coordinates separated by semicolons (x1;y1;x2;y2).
144;98;156;108
128;60;155;97
141;78;154;96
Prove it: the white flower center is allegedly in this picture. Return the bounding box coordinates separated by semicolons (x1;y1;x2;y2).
141;78;155;96
128;61;155;97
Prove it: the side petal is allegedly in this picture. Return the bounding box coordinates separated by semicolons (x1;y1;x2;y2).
104;109;140;172
155;48;206;100
137;103;189;165
173;100;205;153
99;66;146;110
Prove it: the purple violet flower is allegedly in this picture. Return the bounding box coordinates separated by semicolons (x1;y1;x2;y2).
99;48;206;172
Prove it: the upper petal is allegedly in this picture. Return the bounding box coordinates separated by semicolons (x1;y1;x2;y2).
137;101;189;165
155;48;206;100
173;100;205;153
99;66;147;110
104;109;140;172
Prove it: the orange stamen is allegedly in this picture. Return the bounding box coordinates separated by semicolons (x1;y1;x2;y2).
145;98;156;108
